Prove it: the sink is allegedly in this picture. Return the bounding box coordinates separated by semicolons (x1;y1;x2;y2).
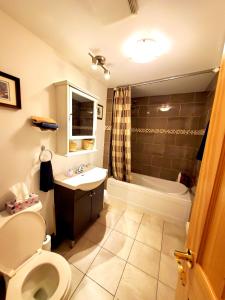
54;167;108;191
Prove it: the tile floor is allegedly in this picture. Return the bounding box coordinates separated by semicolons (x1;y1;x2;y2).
55;199;186;300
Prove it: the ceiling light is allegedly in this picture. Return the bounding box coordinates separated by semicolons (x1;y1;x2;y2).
104;69;110;80
212;67;220;73
159;105;171;112
123;31;171;64
132;39;159;63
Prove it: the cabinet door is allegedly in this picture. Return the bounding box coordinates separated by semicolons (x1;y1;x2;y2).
91;183;104;221
74;192;92;237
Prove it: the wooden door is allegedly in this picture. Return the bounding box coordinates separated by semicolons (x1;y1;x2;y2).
175;46;225;299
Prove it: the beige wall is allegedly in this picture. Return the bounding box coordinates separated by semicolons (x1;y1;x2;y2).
0;10;107;233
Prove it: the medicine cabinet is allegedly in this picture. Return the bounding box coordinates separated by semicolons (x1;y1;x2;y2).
54;81;98;156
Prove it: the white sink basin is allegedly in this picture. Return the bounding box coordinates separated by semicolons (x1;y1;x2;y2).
54;167;108;191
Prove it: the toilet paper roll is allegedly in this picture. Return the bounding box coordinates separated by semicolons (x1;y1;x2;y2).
42;235;51;251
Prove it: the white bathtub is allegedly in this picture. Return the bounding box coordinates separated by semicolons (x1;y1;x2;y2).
107;173;192;222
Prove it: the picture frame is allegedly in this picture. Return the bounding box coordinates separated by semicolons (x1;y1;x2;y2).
0;71;21;109
97;104;103;120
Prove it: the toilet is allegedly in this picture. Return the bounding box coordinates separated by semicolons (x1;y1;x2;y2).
0;204;71;300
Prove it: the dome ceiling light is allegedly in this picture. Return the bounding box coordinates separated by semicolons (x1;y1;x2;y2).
123;32;171;64
88;52;111;80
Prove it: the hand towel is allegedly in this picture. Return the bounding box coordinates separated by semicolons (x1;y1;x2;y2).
40;160;54;192
33;122;59;130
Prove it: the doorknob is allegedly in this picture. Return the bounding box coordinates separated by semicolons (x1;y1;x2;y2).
174;249;194;286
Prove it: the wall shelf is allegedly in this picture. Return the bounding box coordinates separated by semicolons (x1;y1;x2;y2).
65;149;98;157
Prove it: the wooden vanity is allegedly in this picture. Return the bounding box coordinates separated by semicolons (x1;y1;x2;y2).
54;182;104;246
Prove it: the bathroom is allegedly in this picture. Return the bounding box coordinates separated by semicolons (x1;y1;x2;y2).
0;1;225;300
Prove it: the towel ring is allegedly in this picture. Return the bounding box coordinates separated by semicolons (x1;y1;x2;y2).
39;145;53;162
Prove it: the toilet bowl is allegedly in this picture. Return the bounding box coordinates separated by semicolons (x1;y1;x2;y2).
0;209;71;300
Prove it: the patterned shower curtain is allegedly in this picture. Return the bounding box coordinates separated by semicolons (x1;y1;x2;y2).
112;86;131;182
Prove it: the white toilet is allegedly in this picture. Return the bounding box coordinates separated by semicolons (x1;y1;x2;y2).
0;204;72;300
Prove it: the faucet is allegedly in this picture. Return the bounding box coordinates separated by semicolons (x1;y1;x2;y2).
75;164;86;174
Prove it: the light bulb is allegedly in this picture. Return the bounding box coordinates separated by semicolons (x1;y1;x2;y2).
159;104;171;112
212;67;220;73
104;70;110;80
91;58;98;70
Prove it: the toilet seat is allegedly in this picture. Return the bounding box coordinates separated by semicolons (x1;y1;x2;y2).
6;250;71;300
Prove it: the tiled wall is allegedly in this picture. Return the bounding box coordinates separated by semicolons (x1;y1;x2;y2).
103;90;214;182
131;92;213;181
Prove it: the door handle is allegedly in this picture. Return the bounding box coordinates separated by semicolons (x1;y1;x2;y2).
174;249;193;269
174;249;194;286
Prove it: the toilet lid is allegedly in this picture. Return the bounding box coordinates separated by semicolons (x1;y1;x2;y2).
0;211;45;276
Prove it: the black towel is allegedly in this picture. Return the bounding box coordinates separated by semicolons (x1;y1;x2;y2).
40;160;54;192
197;123;209;161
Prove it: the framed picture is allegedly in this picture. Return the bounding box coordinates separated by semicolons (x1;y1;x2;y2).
0;71;21;109
97;104;103;120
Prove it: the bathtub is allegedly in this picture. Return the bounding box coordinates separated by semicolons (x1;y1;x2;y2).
107;173;192;222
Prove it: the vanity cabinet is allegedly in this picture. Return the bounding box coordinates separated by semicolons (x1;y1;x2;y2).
54;182;104;243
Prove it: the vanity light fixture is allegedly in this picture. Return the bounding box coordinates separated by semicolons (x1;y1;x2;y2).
89;52;111;80
159;104;172;112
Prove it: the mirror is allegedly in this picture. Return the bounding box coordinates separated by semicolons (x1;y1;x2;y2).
70;88;96;137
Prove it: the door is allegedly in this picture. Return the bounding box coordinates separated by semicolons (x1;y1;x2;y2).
175;46;225;299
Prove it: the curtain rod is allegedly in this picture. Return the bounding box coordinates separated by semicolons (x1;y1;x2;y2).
114;67;219;89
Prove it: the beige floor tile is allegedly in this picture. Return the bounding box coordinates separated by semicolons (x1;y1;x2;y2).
65;237;101;273
115;263;157;300
162;234;185;257
141;214;164;231
136;224;163;251
159;254;178;289
103;230;134;260
123;208;143;223
103;196;127;213
87;248;126;295
70;276;113;300
128;241;160;278
54;240;71;257
164;222;186;239
115;216;139;238
157;281;175;300
68;264;84;298
83;222;111;246
97;210;122;228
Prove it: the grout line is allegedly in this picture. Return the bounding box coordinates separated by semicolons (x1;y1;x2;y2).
113;213;145;298
156;220;165;300
85;274;116;297
68;271;85;299
67;208;173;299
158;279;176;292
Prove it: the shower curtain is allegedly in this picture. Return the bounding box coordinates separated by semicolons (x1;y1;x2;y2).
111;86;131;182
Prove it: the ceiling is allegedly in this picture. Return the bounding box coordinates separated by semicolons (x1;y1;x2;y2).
0;0;225;96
